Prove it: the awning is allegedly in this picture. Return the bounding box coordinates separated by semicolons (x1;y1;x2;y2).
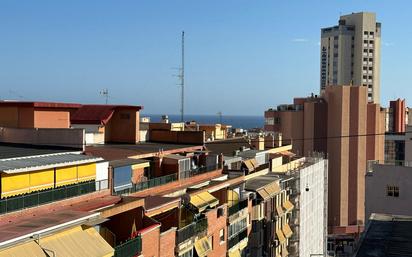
280;151;296;158
265;182;281;196
0;240;45;257
243;160;255;171
276;229;286;244
190;192;219;212
276;205;285;217
282;247;289;257
283;200;294;212
282;223;293;238
256;188;271;200
239;238;248;249
39;226;114;257
228;249;241;257
194;237;212;257
131;161;150;169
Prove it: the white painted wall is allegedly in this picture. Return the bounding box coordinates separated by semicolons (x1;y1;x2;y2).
298;159;327;257
365;163;412;221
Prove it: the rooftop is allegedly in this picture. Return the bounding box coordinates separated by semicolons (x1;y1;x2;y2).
245;174;280;191
205;138;252;157
0;143;79;160
0;153;103;174
86;142;203;160
354;213;412;257
0;101;81;109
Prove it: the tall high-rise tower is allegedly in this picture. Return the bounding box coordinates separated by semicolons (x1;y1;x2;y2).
320;12;381;103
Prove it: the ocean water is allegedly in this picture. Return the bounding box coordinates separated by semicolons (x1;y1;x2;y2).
145;114;264;129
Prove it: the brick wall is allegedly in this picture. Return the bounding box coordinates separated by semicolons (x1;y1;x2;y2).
159;228;177;257
206;206;227;257
141;226;161;257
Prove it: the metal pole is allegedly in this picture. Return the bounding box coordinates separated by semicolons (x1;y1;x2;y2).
180;31;185;122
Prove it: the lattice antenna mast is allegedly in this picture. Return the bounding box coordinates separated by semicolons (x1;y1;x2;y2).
179;31;185;122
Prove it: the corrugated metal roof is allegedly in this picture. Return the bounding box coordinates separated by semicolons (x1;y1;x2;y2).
0;143;79;160
0;153;103;174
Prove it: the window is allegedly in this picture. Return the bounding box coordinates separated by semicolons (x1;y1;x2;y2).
387;186;400;197
120;113;130;120
208;236;213;250
219;229;225;243
274;117;281;125
179;249;193;257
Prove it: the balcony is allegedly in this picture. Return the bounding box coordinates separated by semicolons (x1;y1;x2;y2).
228;228;248;249
0;180;104;215
179;164;222;179
228;199;248;216
114;236;142;257
114;174;177;195
176;218;208;244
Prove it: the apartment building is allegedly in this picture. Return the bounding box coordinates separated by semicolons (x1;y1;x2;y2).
265;85;385;234
365;160;412;221
320;12;381;103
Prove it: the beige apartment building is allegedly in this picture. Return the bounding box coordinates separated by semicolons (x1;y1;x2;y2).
320;12;381;103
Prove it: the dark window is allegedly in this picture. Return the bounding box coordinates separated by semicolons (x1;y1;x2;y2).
120;113;130;120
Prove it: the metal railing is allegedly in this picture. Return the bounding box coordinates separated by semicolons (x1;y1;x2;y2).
176;218;208;244
114;174;177;195
114;236;142;257
0;180;104;215
228;228;248;249
114;164;222;195
228;199;248;216
179;164;222;179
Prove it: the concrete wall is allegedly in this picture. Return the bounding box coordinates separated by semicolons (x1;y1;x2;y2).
365;164;412;222
149;130;205;144
34;109;71;128
105;109;139;143
0;127;84;150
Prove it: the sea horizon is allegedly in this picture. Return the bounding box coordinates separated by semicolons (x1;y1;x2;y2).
143;113;264;129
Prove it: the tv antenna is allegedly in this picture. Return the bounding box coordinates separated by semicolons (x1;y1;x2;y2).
217;111;222;124
100;89;109;104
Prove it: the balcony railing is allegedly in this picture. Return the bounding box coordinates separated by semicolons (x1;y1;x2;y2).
228;228;248;249
228;199;248;216
176;218;208;244
114;236;142;257
179;164;222;179
0;180;104;215
114;174;178;195
114;164;222;196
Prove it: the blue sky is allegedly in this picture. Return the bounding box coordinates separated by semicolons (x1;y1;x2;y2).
0;1;409;115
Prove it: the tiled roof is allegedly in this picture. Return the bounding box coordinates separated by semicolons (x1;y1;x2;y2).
0;153;103;174
71;104;142;125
